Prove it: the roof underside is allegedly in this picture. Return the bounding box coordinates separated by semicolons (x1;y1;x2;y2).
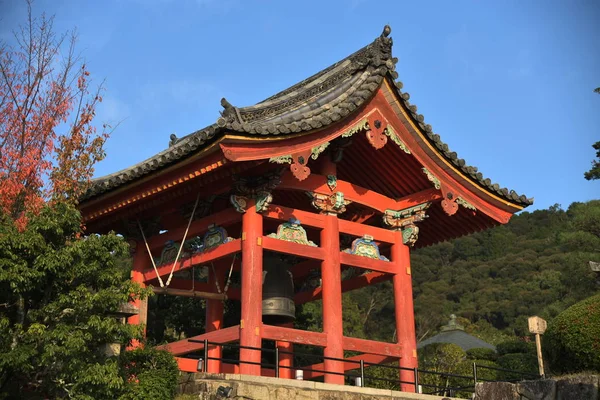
83;26;531;208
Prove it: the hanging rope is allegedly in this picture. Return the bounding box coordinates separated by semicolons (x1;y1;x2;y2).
165;192;201;287
138;220;165;288
137;192;201;289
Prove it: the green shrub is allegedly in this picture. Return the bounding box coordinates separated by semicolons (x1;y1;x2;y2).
543;293;600;374
496;353;538;380
496;341;534;356
119;347;180;400
466;347;498;361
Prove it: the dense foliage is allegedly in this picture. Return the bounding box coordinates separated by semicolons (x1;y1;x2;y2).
543;293;600;374
0;204;179;399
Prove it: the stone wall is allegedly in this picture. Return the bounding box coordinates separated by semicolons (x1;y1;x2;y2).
474;375;599;400
179;373;460;400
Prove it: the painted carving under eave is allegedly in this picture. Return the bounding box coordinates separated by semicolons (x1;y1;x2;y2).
230;171;281;213
308;191;351;215
269;143;330;181
343;234;389;261
267;218;317;247
383;202;430;246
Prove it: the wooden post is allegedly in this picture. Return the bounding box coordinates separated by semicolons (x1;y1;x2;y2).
127;240;148;349
534;333;544;377
277;322;294;379
321;214;344;385
391;231;417;393
239;200;263;376
205;265;225;373
528;316;547;377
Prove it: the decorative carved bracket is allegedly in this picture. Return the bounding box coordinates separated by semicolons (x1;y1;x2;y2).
307;191;351;215
230;171;281;213
384;125;411;154
269;143;330;181
420;168;476;216
366;110;388;150
383;202;430;246
326;175;337;191
267;218;317;247
342;234;389;261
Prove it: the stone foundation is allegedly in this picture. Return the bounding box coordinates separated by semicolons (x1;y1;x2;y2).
179;373;460;400
474;374;599;400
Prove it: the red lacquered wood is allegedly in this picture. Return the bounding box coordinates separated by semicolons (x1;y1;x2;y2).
262;324;327;347
321;215;344;384
157;325;240;356
342;336;402;358
239;201;263;375
303;354;397;379
141;239;242;282
205;266;225;373
263;204;326;229
127;242;147;349
262;236;325;260
391;230;417;393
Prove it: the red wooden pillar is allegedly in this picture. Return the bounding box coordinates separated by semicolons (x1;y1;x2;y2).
277;322;294;379
321;214;344;385
240;200;263;376
205;266;225;373
391;231;417;392
127;240;148;349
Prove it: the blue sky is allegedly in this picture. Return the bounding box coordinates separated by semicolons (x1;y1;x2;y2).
1;0;599;211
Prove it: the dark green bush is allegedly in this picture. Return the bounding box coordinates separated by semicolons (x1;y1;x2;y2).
466;347;498;361
543;293;600;374
496;341;534;356
496;353;539;380
120;347;180;400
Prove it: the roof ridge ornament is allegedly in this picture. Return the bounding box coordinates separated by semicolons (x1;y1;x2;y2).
381;25;392;38
218;97;243;127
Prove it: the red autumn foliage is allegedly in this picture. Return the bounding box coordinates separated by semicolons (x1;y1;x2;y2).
0;1;109;229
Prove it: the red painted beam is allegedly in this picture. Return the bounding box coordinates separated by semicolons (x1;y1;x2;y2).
147;207;241;253
295;271;390;305
339;252;396;274
153;278;241;301
262;236;325;260
280;173;398;213
302;354;397;379
262;324;327;347
290;259;321;282
157;325;240;356
263;204;325;229
176;358;275;376
142;239;242;282
338;219;396;244
342;336;403;358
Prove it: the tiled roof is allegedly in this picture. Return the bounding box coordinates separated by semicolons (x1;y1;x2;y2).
83;26;532;207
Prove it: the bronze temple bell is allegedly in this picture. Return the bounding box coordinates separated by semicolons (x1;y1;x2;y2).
262;255;295;324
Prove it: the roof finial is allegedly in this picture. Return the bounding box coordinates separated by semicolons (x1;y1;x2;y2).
381;25;392;38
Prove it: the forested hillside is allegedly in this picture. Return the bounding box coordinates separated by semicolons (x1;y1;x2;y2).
359;200;600;345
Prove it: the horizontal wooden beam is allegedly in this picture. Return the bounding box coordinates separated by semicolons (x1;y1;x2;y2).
157;278;241;300
152;287;226;301
142;239;242;282
263;204;325;229
302;353;397;379
295;271;390;305
342;336;403;358
280;173;397;213
338;219;396;244
262;236;325;261
157;325;240;356
262;324;327;347
147;207;241;253
290;259;321;282
339;252;397;274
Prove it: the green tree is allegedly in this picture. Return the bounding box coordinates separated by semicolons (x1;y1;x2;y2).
0;203;179;399
584;141;600;181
